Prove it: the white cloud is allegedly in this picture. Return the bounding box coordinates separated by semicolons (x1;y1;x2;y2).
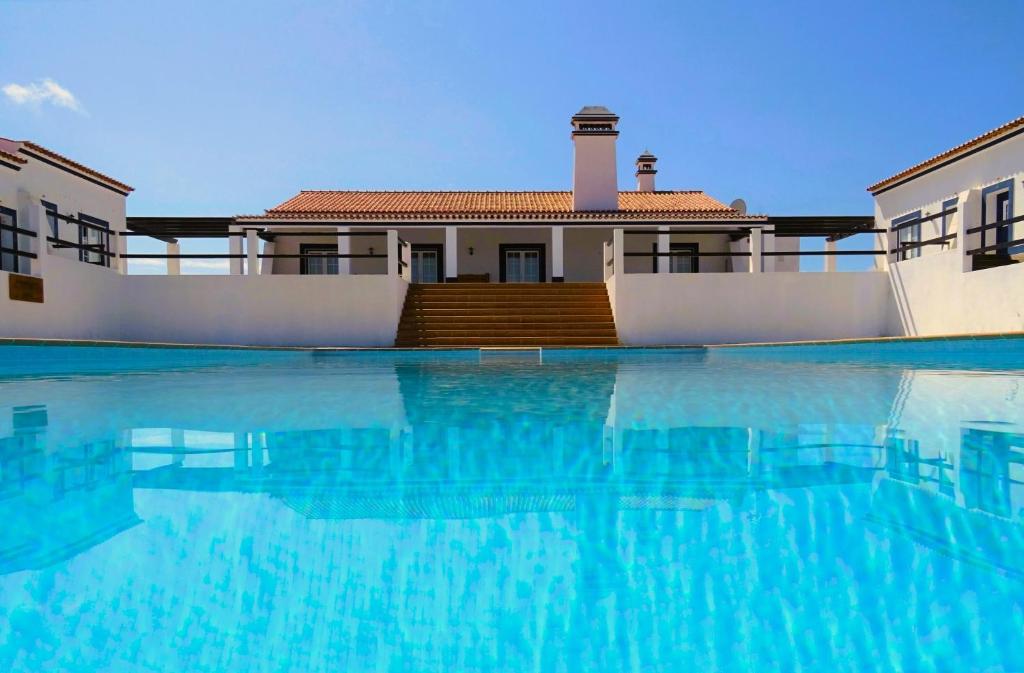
2;78;83;112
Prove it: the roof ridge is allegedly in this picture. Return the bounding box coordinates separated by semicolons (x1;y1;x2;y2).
289;189;705;194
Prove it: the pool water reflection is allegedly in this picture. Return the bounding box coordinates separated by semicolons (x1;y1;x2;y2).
1;343;1023;672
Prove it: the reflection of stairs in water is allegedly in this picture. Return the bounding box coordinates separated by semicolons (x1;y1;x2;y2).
395;283;619;347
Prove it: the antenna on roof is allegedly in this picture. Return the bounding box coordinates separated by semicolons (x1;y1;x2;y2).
729;198;747;215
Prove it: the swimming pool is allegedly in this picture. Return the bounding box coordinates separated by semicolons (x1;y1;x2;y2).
1;339;1023;672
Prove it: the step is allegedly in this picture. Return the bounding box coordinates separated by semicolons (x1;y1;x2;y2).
395;336;621;347
408;287;609;295
412;283;605;289
403;306;611;316
400;316;617;327
397;327;620;338
402;301;610;311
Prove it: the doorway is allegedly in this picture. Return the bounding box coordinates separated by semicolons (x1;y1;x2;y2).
499;244;546;283
411;244;444;283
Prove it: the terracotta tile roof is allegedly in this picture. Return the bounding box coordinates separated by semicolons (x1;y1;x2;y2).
0;137;133;193
0;148;27;167
254;190;759;221
868;115;1024;194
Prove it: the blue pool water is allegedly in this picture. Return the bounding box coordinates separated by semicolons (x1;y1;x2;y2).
1;340;1024;672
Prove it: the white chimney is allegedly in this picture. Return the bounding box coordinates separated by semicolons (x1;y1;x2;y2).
635;150;657;192
571;106;619;211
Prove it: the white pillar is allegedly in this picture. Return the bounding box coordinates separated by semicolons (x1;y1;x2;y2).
749;229;763;273
762;228;776;272
246;229;259;276
229;227;243;275
337;227;351;275
613;228;624;276
260;240;275;275
657;225;670;273
823;239;837;272
387;230;399;276
602;240;612;281
445;226;458;282
167;242;181;275
33;203;49;277
401;239;411;282
958;188;981;273
551;225;564;282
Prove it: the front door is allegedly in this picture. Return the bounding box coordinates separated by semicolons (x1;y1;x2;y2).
411;244;443;283
500;245;545;283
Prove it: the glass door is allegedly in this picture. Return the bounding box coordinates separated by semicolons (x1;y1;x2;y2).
411;246;441;283
504;249;540;283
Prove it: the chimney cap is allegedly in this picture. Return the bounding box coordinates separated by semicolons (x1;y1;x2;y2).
636;149;657;162
571;106;619;137
573;105;618;118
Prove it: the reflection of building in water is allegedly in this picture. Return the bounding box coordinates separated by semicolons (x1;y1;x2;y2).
867;364;1024;577
0;405;139;574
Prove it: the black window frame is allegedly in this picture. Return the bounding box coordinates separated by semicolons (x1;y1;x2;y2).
0;205;25;273
41;200;59;239
77;212;110;267
651;242;700;273
299;243;339;275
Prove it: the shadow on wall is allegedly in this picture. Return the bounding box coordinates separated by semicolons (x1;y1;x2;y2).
888;263;918;337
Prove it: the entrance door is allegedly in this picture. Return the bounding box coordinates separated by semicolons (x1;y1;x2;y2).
411;244;443;283
500;245;545;283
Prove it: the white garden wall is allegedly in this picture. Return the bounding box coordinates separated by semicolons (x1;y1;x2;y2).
0;256;408;347
888;250;1024;336
610;272;897;345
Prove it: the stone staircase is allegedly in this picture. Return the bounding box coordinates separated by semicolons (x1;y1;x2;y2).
395;283;619;347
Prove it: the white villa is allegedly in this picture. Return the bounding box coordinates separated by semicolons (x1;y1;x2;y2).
1;108;1022;347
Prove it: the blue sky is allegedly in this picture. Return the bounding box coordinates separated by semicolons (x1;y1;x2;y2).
2;0;1023;270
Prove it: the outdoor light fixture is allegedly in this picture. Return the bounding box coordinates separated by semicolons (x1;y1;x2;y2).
369;246;375;255
468;246;475;255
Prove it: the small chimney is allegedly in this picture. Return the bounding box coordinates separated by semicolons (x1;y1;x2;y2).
571;106;619;211
635;150;657;192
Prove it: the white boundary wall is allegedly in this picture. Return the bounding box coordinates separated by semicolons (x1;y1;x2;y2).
0;258;408;347
888;250;1024;336
610;272;897;345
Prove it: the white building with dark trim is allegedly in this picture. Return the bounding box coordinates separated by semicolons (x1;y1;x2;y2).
0;108;1022;347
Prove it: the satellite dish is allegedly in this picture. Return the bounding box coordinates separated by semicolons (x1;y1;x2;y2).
729;198;747;215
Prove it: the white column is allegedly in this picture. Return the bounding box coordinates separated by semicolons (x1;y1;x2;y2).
551;225;564;282
958;188;981;273
657;225;670;273
762;227;776;272
387;230;399;276
602;240;612;281
749;229;763;273
401;239;411;282
260;240;275;275
823;239;837;272
613;228;624;276
337;227;351;275
246;229;259;276
229;227;243;275
33;203;49;277
445;226;458;282
167;242;181;275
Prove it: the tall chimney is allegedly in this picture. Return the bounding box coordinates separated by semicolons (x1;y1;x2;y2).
635;150;657;192
571;106;619;211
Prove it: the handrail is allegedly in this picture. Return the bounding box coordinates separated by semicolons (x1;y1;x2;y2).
889;232;957;254
964;212;1024;236
623;251;751;258
890;206;958;232
967;236;1024;256
46;236;116;257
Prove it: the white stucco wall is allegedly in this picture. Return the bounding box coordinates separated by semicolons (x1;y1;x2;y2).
1;250;408;347
873;130;1023;266
0;147;128;272
120;275;407;347
609;271;896;345
0;254;123;340
888;249;1024;336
